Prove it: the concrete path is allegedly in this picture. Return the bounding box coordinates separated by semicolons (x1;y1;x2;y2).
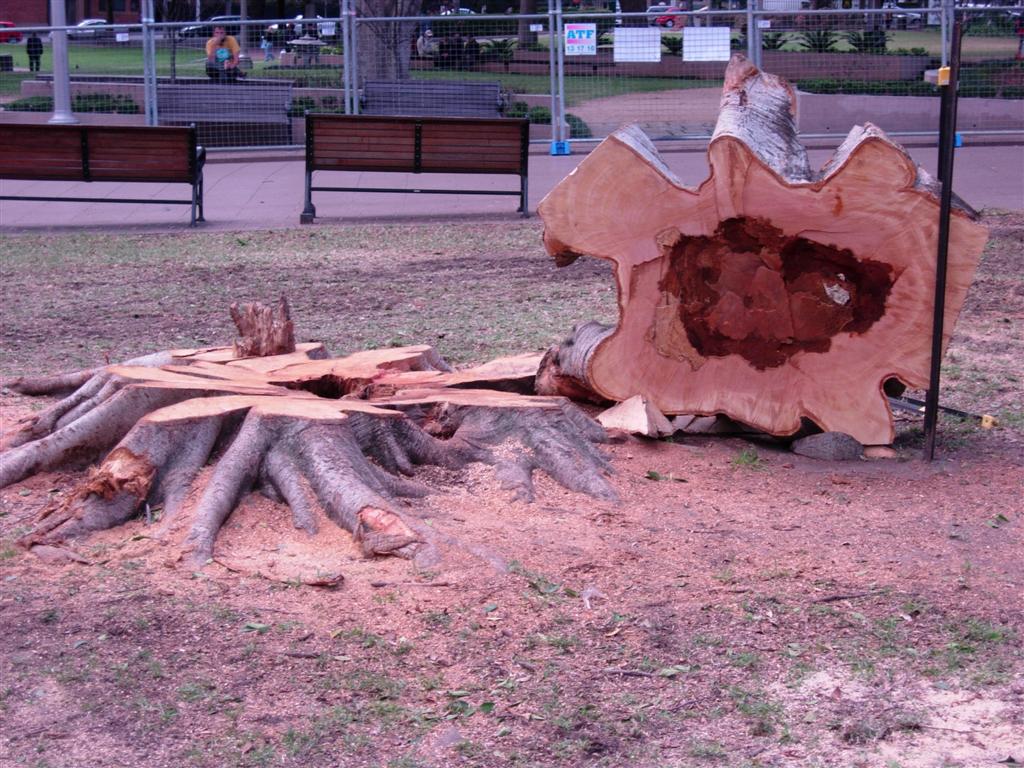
1;142;1021;232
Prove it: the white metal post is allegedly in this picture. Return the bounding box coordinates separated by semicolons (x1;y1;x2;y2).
940;0;951;68
142;0;158;126
350;5;360;114
343;0;353;113
555;0;567;147
48;0;77;124
547;0;557;149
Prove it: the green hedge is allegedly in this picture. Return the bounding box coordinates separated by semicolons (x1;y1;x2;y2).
4;93;140;113
505;101;591;137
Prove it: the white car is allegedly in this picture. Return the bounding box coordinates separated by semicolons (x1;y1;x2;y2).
267;15;337;39
66;18;127;40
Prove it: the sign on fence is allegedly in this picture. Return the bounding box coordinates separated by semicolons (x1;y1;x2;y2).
565;23;597;56
613;27;661;63
682;26;731;61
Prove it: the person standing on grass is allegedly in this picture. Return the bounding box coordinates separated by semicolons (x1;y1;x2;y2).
26;33;43;73
205;25;244;82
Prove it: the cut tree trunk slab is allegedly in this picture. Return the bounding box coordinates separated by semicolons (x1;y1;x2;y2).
2;341;616;572
537;54;988;446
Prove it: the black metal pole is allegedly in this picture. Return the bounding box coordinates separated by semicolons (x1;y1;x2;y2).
923;19;963;461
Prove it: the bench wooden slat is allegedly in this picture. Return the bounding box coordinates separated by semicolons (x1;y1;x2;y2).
0;124;205;225
302;114;528;223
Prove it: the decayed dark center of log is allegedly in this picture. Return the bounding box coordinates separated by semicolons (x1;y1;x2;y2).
660;217;893;370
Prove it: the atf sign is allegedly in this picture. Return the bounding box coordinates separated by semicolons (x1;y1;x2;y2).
565;23;597;56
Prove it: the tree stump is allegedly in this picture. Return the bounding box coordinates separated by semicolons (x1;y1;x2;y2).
2;340;615;569
537;54;988;446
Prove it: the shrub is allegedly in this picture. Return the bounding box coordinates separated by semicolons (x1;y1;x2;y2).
287;95;317;117
843;29;888;54
662;35;683;56
4;96;53;112
796;78;937;97
4;94;139;114
794;29;841;53
761;31;788;51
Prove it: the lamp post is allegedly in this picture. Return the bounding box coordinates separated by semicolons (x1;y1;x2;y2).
48;0;78;124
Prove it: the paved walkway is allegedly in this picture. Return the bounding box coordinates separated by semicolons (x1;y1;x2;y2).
1;142;1021;232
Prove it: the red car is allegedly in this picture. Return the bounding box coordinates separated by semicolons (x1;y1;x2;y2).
0;21;24;43
651;6;684;26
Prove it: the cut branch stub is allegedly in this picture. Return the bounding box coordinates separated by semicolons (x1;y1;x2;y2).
537;54;988;445
3;342;615;569
230;296;297;358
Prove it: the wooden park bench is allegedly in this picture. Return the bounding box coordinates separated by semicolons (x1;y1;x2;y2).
0;124;206;226
360;80;506;118
157;80;293;148
300;114;529;224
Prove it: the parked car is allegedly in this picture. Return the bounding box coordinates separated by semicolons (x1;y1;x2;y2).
266;15;337;40
881;2;923;29
0;21;23;43
650;5;684;27
179;15;242;38
66;18;129;40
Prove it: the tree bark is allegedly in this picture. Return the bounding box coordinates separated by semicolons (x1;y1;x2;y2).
537;54;988;446
517;0;538;47
356;0;422;82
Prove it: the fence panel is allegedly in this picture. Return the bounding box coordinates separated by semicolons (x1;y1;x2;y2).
1;7;1020;151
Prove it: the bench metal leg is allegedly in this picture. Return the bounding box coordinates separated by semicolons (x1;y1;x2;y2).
300;170;316;224
519;175;529;218
191;172;206;225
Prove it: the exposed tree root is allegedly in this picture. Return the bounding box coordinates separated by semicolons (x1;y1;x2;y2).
3;341;616;572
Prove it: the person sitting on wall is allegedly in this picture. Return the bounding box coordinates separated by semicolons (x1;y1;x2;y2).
205;25;244;82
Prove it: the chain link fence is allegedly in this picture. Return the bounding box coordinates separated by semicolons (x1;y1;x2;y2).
1;3;1021;151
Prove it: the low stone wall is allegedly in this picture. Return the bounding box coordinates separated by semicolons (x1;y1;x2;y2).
415;50;935;82
798;92;1024;133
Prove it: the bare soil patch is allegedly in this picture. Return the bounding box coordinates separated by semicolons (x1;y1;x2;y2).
0;212;1021;768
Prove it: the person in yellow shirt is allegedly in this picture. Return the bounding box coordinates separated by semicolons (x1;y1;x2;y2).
205;26;243;82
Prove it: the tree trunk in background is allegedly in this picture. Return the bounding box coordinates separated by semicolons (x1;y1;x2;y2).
356;0;421;81
619;0;647;26
537;54;989;446
517;0;537;47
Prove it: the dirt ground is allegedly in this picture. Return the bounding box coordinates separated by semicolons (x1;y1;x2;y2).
0;212;1021;768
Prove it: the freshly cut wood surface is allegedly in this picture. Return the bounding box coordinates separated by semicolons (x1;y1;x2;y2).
538;54;988;445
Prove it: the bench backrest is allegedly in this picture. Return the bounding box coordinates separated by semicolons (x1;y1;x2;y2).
0;124;200;183
157;82;293;121
306;115;529;176
361;80;504;118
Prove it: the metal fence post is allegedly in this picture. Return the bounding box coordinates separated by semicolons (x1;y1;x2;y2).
940;0;951;68
351;8;360;114
548;0;568;154
142;0;158;126
342;0;353;114
555;0;568;148
48;0;77;124
547;0;558;154
746;0;757;67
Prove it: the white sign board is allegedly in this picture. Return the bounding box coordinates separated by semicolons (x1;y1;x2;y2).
682;26;731;61
613;27;661;63
564;23;597;56
762;0;802;9
115;31;130;43
529;23;544;32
